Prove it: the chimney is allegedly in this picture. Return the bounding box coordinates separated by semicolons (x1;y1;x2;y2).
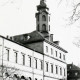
54;41;60;45
50;34;53;42
6;35;10;39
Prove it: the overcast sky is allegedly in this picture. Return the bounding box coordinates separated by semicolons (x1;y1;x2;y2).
0;0;80;66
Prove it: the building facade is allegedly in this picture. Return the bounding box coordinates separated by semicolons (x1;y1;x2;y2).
0;0;67;80
67;64;80;80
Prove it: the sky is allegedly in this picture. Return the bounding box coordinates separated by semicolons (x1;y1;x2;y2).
0;0;80;66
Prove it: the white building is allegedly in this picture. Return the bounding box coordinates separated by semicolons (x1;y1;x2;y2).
0;0;68;80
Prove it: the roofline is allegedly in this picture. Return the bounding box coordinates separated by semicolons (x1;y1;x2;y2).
44;39;68;53
0;35;67;64
0;35;44;55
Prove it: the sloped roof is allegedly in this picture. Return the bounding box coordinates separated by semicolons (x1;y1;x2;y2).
26;31;45;43
67;64;80;71
12;30;67;53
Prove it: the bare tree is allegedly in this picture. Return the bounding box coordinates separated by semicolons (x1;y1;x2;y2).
0;65;20;80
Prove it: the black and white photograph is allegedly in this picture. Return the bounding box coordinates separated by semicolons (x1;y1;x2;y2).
0;0;80;80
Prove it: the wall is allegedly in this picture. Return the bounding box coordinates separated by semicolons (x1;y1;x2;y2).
0;37;43;80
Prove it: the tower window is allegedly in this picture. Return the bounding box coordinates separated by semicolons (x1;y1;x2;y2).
37;15;39;21
42;15;46;21
49;16;50;21
49;25;50;31
37;24;39;31
42;24;46;31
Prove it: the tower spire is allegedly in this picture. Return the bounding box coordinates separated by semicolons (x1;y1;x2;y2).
35;0;50;38
37;0;49;11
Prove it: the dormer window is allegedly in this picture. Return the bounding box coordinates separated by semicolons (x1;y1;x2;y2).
23;34;30;41
70;66;71;69
75;72;78;76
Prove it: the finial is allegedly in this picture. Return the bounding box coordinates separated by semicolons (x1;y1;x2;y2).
40;0;46;6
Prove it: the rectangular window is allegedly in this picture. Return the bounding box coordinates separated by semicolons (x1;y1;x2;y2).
51;64;53;73
46;62;48;72
35;59;37;69
63;55;65;60
40;60;43;70
64;69;66;76
51;48;53;55
6;49;9;61
56;65;58;74
60;67;62;75
46;46;48;53
55;51;57;57
22;54;25;65
15;52;18;63
59;53;61;59
49;16;50;21
29;56;31;67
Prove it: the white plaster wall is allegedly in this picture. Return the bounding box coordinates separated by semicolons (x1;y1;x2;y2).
0;37;43;79
43;41;67;79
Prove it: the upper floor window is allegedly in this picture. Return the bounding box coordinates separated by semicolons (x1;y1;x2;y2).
55;51;58;57
51;64;53;73
60;67;62;75
6;49;9;61
22;54;25;65
35;58;37;69
59;53;61;59
28;56;31;67
46;46;48;53
51;48;53;55
56;65;58;74
64;68;66;76
63;55;65;60
40;60;43;70
46;62;48;72
42;15;46;21
14;52;18;63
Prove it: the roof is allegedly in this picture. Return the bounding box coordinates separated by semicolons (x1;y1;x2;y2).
67;64;80;71
26;31;45;43
12;30;67;53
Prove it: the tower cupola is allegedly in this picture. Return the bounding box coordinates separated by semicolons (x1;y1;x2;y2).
37;0;49;11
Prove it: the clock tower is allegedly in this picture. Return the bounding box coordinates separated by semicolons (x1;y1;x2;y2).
35;0;50;38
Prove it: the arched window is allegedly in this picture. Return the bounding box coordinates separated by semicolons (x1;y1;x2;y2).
13;74;18;80
42;15;46;21
21;76;25;80
29;77;32;80
42;24;46;31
